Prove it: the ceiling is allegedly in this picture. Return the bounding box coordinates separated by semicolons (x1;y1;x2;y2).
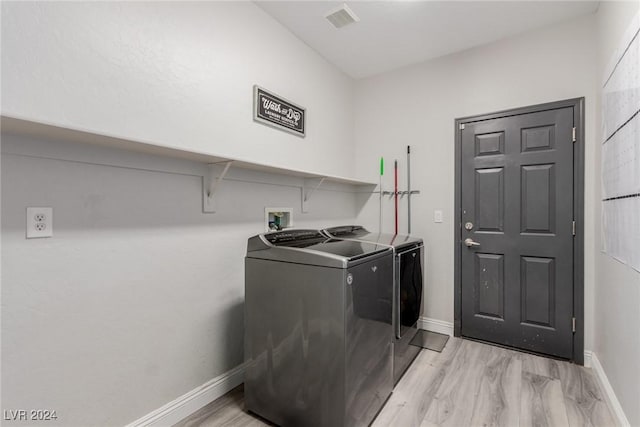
256;1;599;79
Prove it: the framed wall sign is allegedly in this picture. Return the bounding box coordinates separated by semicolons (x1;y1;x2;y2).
253;85;306;137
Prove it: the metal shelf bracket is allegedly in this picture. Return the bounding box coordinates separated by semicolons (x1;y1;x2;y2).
301;177;326;213
203;161;233;213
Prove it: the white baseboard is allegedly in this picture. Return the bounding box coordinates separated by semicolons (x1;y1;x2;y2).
589;351;630;427
583;350;592;368
417;316;454;336
125;364;245;427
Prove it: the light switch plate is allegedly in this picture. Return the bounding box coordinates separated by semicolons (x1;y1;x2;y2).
434;210;443;223
26;207;53;238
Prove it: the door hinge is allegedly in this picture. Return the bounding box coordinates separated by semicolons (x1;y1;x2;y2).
572;317;576;333
572;127;576;142
460;123;465;130
572;221;576;236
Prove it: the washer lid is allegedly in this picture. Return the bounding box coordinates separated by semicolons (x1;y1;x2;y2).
323;225;423;250
299;238;388;260
247;229;391;268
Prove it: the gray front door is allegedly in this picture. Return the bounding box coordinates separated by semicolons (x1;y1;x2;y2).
460;106;575;359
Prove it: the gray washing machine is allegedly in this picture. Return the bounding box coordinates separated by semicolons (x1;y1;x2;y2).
245;230;394;427
322;226;423;384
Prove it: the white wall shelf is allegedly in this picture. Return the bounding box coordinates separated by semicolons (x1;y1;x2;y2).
1;115;375;186
1;116;376;213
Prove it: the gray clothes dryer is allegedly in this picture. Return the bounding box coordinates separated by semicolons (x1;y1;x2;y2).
322;226;424;384
245;230;394;427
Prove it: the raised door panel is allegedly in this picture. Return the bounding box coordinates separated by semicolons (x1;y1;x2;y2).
475;168;504;233
475;132;505;156
474;253;504;320
520;256;556;328
521;164;556;234
521;125;555;152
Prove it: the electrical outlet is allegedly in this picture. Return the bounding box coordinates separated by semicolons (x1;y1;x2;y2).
434;210;443;223
26;207;53;239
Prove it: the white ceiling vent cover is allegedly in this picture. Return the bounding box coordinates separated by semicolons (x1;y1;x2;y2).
325;4;360;29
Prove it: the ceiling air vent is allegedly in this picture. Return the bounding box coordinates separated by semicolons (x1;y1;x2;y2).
325;4;360;29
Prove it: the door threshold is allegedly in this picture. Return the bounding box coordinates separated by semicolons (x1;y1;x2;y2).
461;335;574;363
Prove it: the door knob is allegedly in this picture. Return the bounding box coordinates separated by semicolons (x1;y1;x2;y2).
464;238;481;248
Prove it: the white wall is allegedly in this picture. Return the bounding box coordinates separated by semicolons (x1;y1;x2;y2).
353;14;598;344
594;2;640;425
1;133;360;426
1;1;355;179
3;1;637;425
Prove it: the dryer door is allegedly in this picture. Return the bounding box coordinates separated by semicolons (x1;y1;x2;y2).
396;246;423;339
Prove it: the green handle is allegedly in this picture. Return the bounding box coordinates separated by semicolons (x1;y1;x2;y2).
380;157;384;176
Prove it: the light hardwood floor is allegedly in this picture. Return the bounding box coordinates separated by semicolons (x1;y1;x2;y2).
174;337;617;427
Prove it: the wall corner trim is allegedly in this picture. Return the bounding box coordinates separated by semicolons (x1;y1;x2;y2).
125;364;245;427
589;351;631;427
418;317;454;336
